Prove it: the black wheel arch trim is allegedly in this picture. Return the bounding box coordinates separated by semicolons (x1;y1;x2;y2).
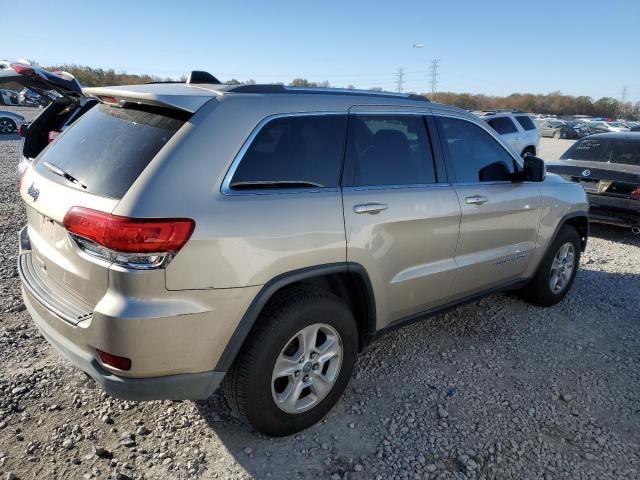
548;210;589;253
214;262;376;372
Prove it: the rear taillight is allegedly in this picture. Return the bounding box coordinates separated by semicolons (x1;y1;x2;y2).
19;123;28;137
11;63;34;75
63;207;194;269
96;349;131;371
631;186;640;199
47;130;60;143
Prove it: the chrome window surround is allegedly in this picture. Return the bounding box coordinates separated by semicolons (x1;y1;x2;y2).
431;109;525;186
221;112;346;196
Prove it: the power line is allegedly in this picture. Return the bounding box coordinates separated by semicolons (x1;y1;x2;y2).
396;68;405;93
428;59;440;94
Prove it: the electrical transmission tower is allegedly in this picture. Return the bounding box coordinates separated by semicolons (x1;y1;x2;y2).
396;68;405;93
429;59;440;94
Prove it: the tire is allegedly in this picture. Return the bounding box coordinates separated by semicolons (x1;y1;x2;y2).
553;130;561;139
0;118;16;134
518;225;581;307
223;286;358;436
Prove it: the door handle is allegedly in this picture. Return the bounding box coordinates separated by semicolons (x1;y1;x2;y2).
465;195;489;205
353;202;388;214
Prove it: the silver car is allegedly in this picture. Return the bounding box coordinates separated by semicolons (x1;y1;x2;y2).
17;72;589;436
0;110;25;134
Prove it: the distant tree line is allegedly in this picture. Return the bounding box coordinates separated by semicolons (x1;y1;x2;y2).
429;91;640;120
40;65;639;119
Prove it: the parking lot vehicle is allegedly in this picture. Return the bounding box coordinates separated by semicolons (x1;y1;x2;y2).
17;74;589;436
0;110;25;134
0;88;20;105
587;121;630;133
536;119;588;139
477;111;540;157
546;132;640;232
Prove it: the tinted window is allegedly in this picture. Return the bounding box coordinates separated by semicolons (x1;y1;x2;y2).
515;115;536;131
346;115;436;186
230;115;346;190
486;116;518;134
560;137;640;166
439;117;516;182
35;104;184;198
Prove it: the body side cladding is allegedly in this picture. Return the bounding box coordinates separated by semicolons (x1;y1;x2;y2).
213;262;376;372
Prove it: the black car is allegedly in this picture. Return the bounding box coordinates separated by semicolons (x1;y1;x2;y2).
546;133;640;232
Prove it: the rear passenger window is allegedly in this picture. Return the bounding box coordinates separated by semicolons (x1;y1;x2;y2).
515;115;536;131
438;116;516;183
230;115;346;190
486;116;518;134
345;115;436;186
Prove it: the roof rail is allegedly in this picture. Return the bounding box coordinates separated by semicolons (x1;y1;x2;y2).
225;84;430;101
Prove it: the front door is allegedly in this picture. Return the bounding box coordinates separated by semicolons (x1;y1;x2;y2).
434;113;542;298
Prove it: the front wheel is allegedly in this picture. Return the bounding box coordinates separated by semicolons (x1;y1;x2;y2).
0;118;16;134
553;130;561;139
518;225;581;306
223;286;358;436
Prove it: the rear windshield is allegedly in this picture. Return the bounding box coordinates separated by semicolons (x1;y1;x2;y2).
560;137;640;167
34;103;185;198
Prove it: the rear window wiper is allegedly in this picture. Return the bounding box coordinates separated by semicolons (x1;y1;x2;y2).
230;180;324;190
42;161;87;189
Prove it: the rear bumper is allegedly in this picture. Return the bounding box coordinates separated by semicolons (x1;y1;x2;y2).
17;225;234;401
587;193;640;227
22;289;224;400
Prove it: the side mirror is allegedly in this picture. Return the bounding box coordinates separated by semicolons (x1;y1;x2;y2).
522;155;546;182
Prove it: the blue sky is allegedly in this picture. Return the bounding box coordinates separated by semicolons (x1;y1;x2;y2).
3;0;639;101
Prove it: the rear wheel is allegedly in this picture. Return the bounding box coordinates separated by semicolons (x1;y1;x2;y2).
223;286;358;436
518;225;581;306
0;118;16;134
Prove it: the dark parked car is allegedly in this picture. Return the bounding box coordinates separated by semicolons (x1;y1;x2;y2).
535;119;587;139
546;133;640;232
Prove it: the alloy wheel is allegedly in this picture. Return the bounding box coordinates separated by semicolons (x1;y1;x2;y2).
271;323;343;414
549;242;575;294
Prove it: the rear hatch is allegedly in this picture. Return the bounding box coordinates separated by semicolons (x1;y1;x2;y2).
20;100;190;320
546;136;640;198
0;62;95;160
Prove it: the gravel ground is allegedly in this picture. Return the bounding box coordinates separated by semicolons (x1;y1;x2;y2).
538;137;576;161
1;108;639;480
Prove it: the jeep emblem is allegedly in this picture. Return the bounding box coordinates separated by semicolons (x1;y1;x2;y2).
582;169;591;177
27;182;40;202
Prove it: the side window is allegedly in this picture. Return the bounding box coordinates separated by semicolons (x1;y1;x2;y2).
229;115;346;190
346;115;436;186
438;116;516;183
515;115;536;131
486;116;518;134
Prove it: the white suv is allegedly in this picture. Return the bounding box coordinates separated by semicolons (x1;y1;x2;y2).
478;111;540;158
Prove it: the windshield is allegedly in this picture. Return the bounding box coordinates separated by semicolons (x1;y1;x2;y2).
560;137;640;167
34;103;185;198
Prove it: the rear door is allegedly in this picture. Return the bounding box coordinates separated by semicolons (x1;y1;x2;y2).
433;113;542;298
342;108;461;327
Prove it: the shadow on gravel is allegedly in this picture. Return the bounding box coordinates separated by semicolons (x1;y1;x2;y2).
0;133;20;141
192;267;640;478
589;223;640;245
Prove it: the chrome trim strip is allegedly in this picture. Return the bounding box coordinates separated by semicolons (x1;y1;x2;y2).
343;183;451;192
221;112;346;196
